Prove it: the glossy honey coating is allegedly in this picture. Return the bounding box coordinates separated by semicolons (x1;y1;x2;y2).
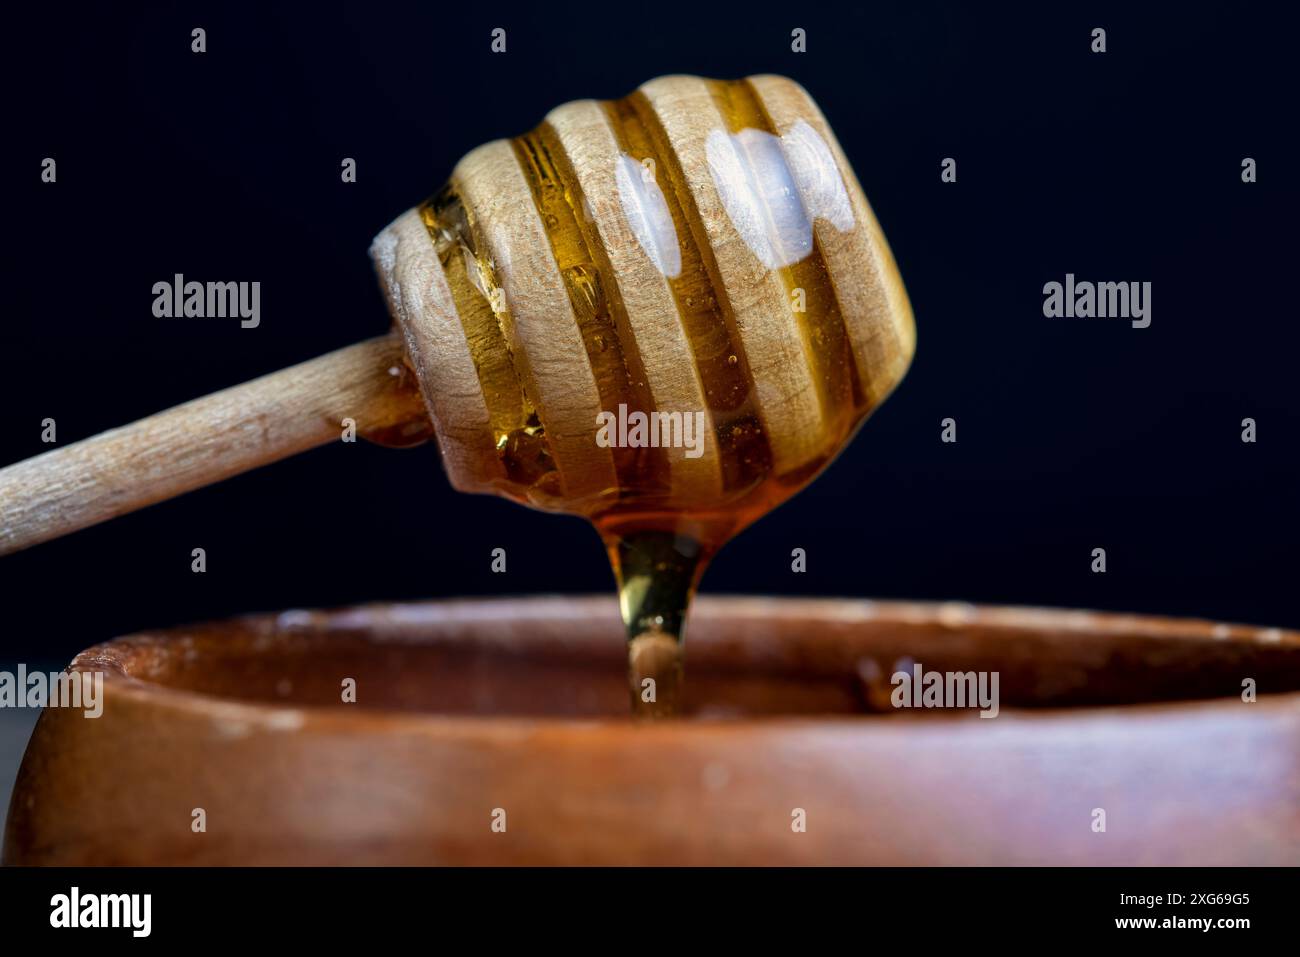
372;74;915;548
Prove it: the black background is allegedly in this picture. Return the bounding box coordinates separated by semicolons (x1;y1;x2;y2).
0;864;1280;943
2;1;1296;665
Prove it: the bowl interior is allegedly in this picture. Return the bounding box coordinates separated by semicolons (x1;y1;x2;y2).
74;596;1300;718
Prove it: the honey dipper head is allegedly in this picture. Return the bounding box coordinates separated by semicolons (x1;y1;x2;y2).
372;74;915;535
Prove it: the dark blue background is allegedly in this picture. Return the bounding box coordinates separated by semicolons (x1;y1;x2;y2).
2;1;1297;664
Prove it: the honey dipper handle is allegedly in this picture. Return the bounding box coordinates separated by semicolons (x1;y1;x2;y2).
0;332;427;557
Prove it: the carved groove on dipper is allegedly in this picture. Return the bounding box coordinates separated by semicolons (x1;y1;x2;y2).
609;92;772;495
373;74;917;518
512;125;668;496
711;77;863;431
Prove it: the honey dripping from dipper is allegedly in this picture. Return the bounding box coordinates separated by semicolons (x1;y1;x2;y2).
0;76;912;720
393;77;915;718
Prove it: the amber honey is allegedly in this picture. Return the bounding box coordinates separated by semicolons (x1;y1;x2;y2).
374;75;915;716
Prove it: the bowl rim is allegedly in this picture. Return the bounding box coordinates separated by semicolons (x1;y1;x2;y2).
60;594;1300;732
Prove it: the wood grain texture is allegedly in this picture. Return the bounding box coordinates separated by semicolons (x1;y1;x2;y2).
0;334;425;557
7;596;1298;865
639;75;827;473
0;73;917;555
545;99;724;500
747;74;916;405
748;74;920;403
382;73;916;520
372;210;505;492
454;141;618;502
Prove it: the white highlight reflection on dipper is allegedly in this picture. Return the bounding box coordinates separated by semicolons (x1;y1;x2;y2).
615;153;682;278
705;120;854;270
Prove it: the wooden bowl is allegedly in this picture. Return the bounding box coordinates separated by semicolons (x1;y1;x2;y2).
5;596;1299;865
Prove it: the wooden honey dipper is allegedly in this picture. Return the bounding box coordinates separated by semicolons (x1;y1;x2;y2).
0;74;915;713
